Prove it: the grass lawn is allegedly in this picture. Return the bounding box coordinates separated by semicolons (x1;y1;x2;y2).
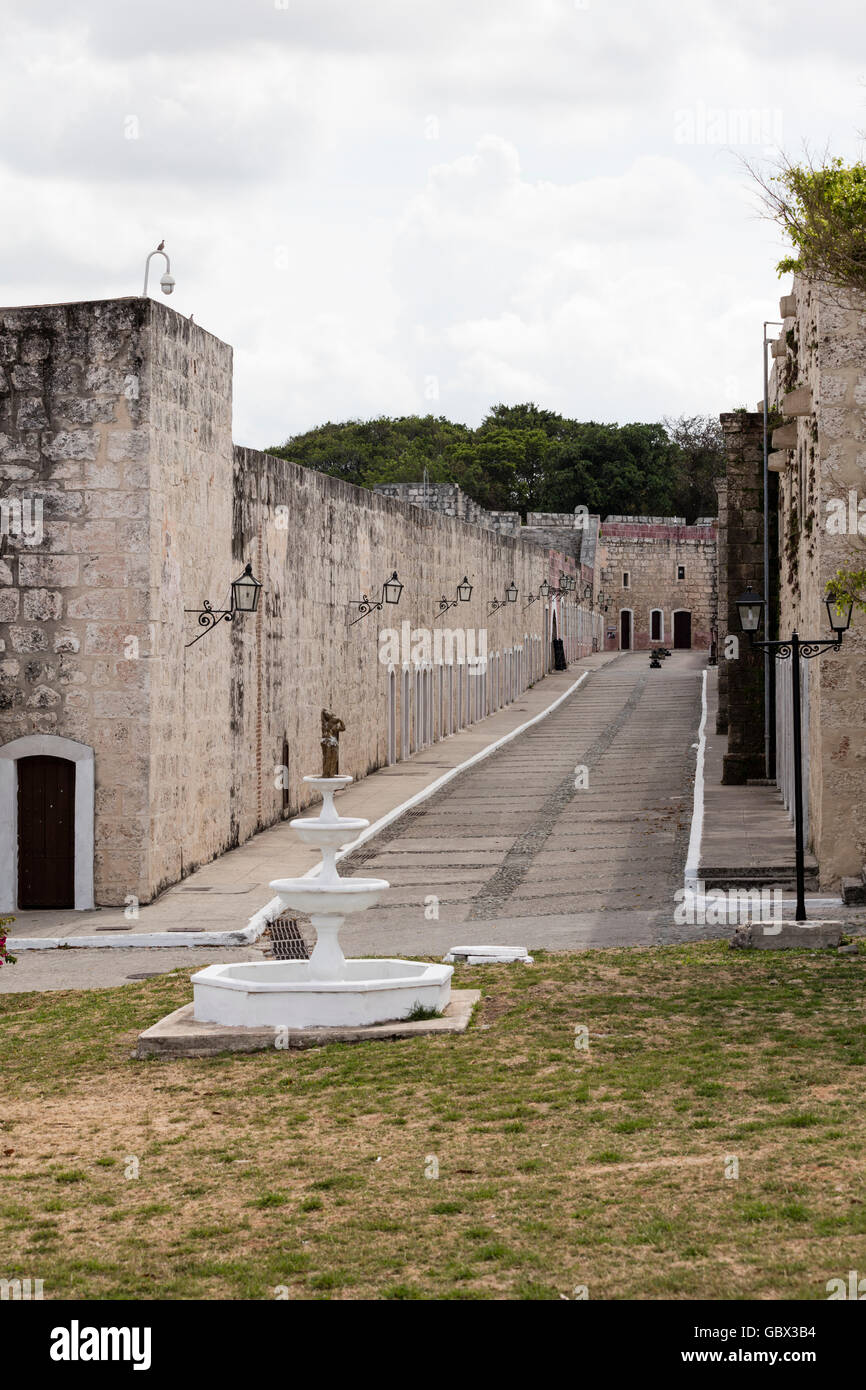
1;940;865;1301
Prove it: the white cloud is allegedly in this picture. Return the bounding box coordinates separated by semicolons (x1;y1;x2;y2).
0;0;864;445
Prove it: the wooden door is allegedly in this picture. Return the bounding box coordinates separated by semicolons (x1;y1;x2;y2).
17;756;75;908
620;610;631;650
673;611;692;648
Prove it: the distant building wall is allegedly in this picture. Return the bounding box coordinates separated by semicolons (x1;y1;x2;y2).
597;519;717;652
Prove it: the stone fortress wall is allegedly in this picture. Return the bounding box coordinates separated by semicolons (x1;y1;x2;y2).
0;296;720;911
764;277;866;886
0;298;600;908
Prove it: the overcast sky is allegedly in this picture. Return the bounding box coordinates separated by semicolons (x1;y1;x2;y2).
1;0;864;447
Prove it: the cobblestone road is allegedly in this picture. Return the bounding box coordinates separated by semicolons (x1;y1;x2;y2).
340;650;711;954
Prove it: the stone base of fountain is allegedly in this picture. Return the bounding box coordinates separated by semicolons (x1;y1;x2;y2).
188;774;453;1033
135;989;480;1058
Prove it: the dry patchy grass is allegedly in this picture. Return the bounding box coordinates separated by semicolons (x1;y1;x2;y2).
1;942;865;1300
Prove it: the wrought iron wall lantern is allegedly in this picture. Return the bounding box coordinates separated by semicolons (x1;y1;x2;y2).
582;583;593;602
538;574;576;601
489;581;518;613
434;575;473;621
349;571;403;625
185;562;262;647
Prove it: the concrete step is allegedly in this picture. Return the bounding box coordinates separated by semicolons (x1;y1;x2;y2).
841;875;866;905
701;865;819;891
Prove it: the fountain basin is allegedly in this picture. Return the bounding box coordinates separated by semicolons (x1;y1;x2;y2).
192;959;454;1030
289;817;368;852
270;876;389;916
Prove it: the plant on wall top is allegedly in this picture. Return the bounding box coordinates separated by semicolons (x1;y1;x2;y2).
749;153;866;294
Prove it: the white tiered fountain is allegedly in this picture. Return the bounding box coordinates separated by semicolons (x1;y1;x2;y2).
191;775;453;1031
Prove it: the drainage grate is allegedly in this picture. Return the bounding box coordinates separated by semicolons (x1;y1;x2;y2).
267;914;311;960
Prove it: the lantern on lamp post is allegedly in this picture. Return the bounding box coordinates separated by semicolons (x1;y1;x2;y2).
735;585;853;921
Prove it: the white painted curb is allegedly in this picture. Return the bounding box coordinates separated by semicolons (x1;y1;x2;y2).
684;669;707;893
10;668;592;951
6;927;261;952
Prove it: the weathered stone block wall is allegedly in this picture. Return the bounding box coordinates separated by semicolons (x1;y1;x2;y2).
596;521;717;652
0;299;158;903
768;276;866;883
374;482;523;535
717;412;766;782
145;311;234;899
230;450;584;841
715;477;729;731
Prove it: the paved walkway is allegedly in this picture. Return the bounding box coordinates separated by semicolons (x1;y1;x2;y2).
698;665;820;887
336;650;708;955
9;661;611;943
6;650;858;993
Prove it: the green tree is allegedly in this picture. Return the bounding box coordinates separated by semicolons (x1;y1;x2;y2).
268;406;719;522
664;414;726;519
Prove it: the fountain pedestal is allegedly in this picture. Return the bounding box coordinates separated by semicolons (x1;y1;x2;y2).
192;776;452;1030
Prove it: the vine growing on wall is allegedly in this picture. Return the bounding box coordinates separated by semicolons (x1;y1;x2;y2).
826;569;866;615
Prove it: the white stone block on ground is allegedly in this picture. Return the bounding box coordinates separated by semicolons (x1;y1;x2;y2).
444;944;534;964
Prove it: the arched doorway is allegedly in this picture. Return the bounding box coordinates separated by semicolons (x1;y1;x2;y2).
673;611;692;648
620;609;633;650
0;734;95;911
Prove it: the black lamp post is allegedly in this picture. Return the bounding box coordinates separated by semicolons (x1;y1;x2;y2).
735;585;853;921
349;571;403;625
185;561;262;647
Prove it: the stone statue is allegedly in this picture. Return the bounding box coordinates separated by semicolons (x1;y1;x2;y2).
320;710;345;777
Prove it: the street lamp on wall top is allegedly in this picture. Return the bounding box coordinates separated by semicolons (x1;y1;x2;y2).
142;243;175;298
735;585;854;921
